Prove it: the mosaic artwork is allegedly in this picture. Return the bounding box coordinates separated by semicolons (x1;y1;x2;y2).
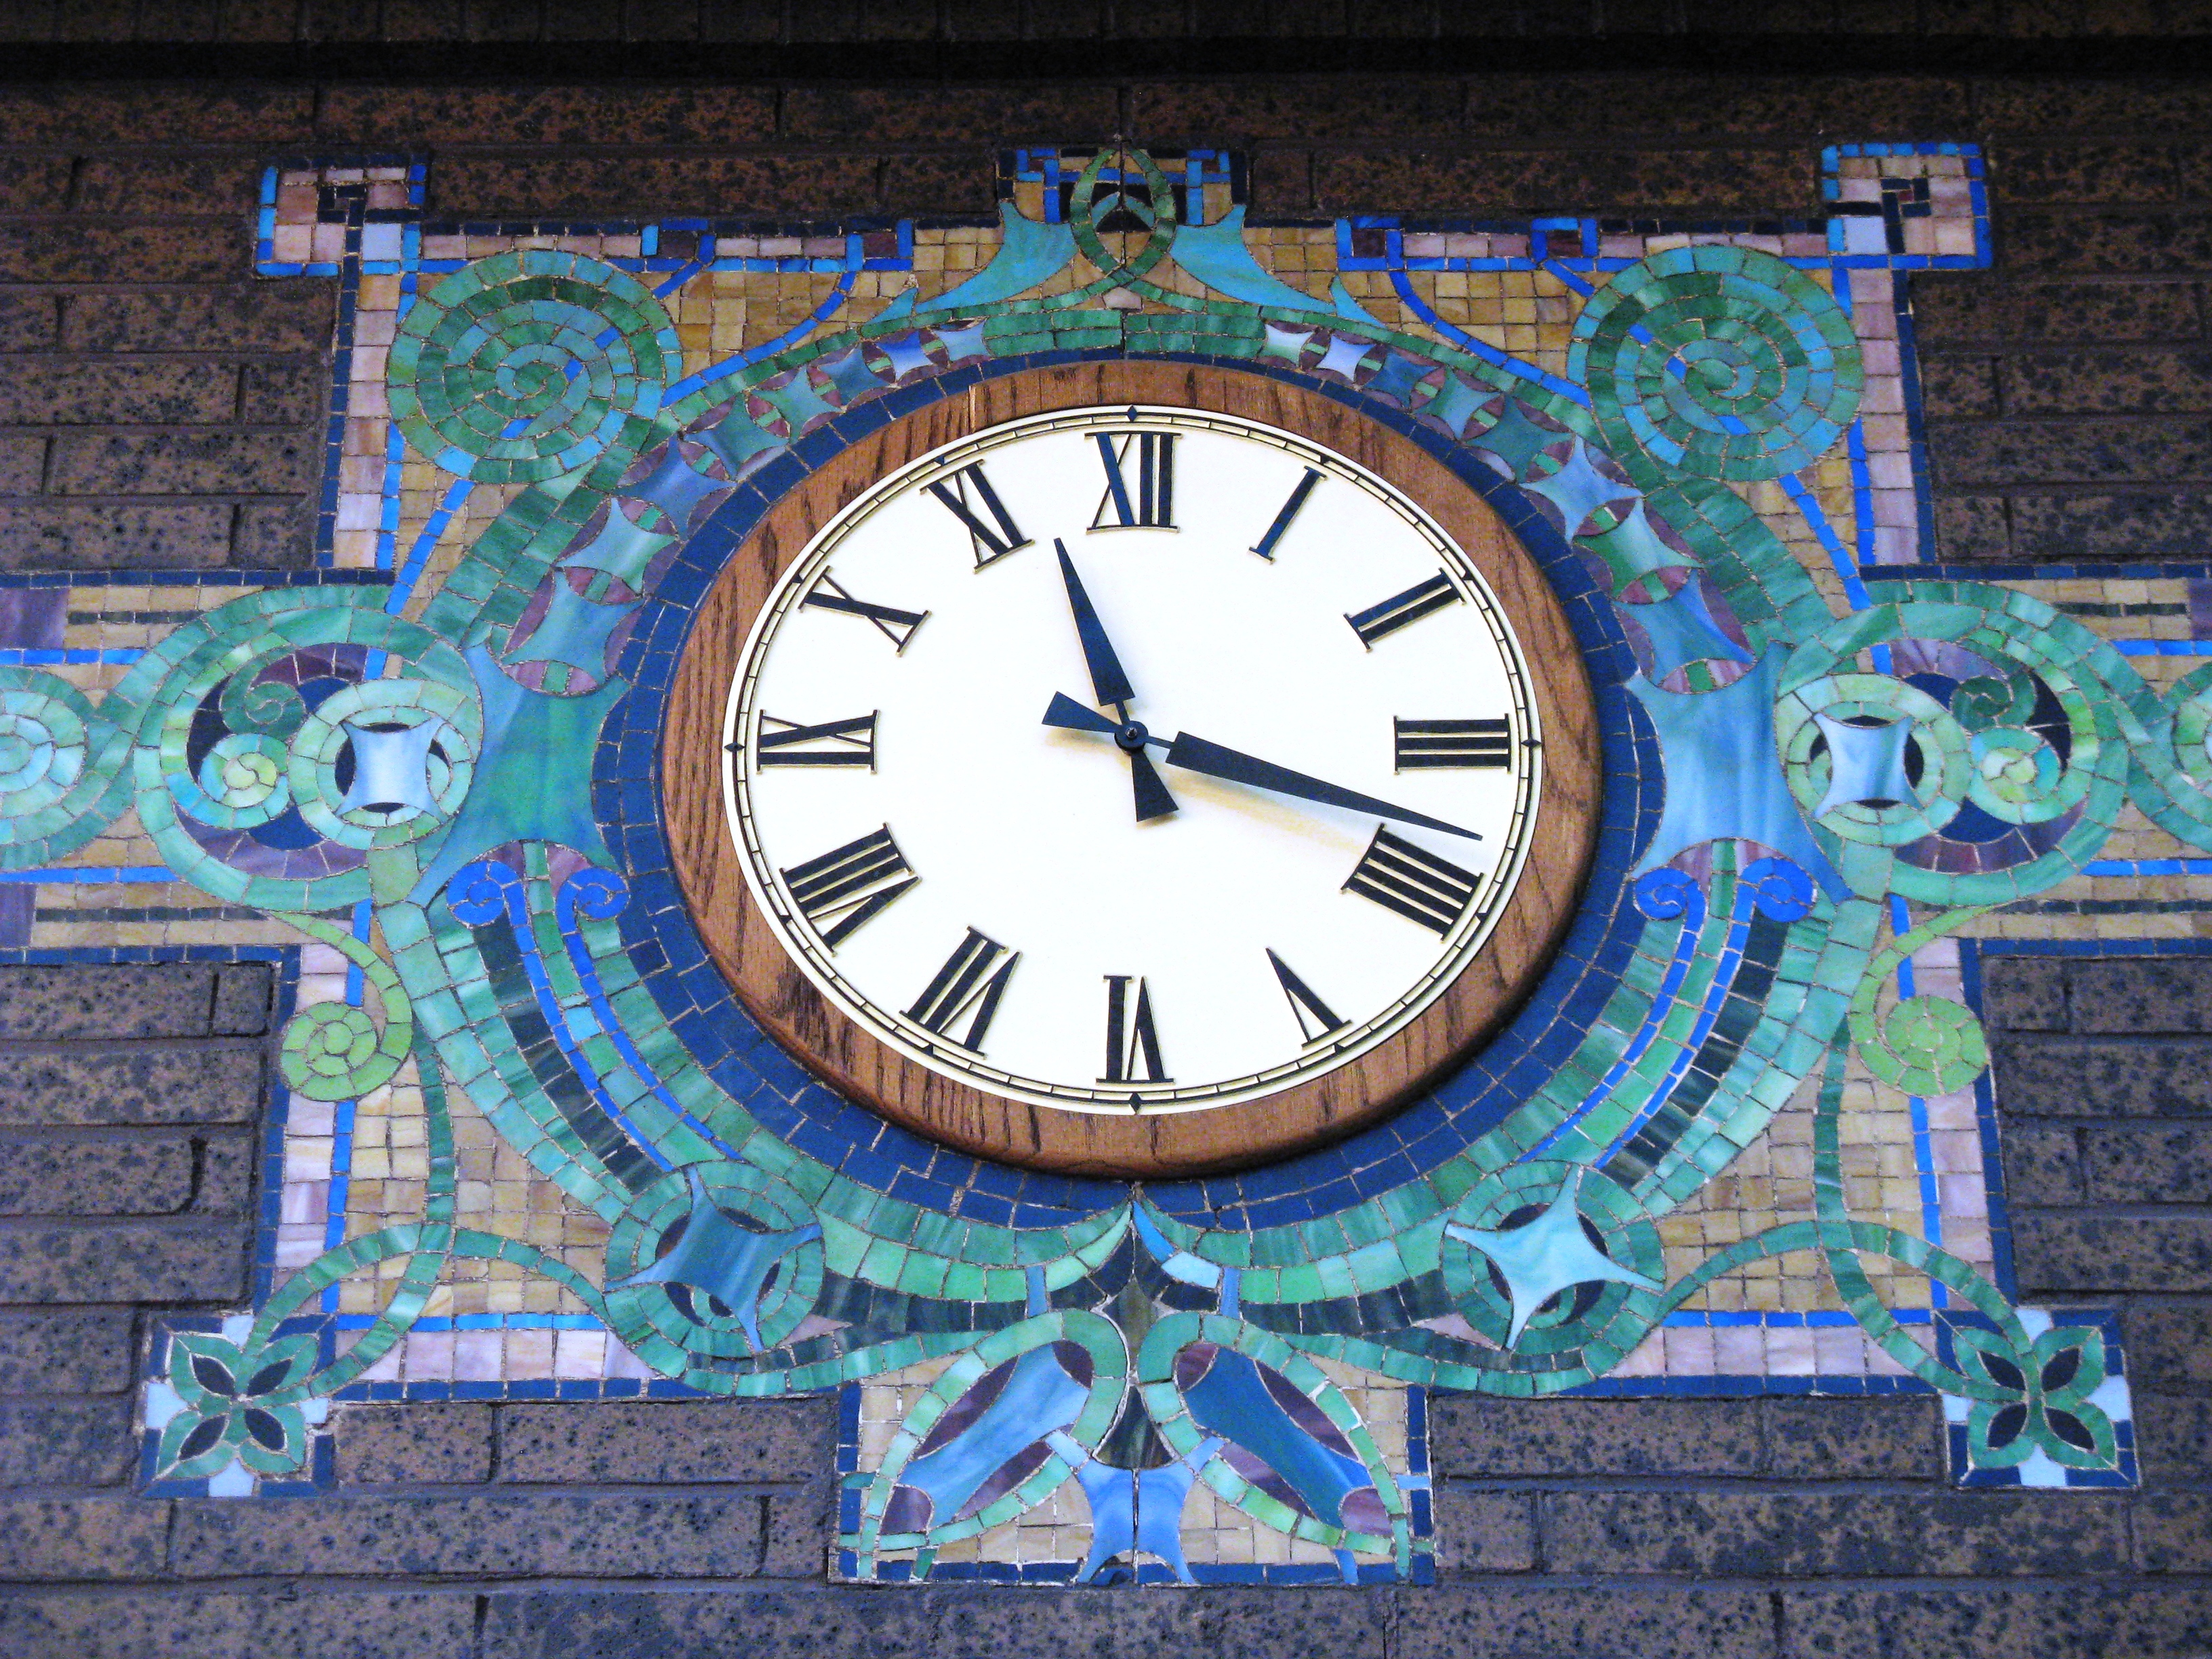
4;139;2191;1586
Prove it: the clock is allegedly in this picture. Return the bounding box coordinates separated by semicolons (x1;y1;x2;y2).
665;363;1598;1176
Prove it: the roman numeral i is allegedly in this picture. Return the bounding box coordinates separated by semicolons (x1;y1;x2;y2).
924;462;1031;569
779;826;916;947
1091;432;1176;530
1345;826;1483;936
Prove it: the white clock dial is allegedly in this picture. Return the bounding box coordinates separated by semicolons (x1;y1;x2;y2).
722;405;1543;1115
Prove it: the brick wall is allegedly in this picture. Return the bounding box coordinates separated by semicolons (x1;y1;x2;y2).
4;5;2212;1655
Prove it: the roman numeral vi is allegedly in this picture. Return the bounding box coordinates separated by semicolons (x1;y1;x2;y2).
1101;975;1170;1084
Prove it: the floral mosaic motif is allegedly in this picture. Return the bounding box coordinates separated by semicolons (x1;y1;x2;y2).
0;139;2173;1575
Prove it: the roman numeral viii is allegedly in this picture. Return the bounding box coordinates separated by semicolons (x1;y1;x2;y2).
1395;717;1511;770
1345;826;1483;936
752;712;876;769
924;463;1031;569
1091;432;1176;529
905;928;1018;1052
801;571;928;651
779;826;916;947
1346;571;1462;648
1101;975;1170;1084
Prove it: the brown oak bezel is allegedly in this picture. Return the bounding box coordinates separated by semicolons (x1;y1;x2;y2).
662;360;1599;1178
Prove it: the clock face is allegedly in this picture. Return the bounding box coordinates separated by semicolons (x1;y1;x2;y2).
720;405;1544;1118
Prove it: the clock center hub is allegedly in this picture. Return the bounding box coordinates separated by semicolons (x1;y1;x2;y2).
1113;720;1152;754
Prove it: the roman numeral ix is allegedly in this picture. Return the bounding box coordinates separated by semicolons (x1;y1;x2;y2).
924;463;1031;569
1346;571;1462;648
1267;949;1347;1044
779;826;916;947
801;571;928;651
752;712;877;769
1395;717;1512;770
905;928;1019;1052
1101;975;1170;1084
1091;432;1176;530
1345;825;1483;936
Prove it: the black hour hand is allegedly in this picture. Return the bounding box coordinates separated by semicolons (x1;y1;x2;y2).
1056;539;1137;710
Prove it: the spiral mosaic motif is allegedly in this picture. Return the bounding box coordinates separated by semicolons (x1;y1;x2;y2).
0;666;131;865
387;250;679;485
1572;246;1863;481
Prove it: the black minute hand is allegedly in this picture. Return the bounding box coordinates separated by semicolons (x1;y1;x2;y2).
1161;731;1483;842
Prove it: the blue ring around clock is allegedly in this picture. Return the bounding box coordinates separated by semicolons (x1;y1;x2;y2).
600;348;1659;1232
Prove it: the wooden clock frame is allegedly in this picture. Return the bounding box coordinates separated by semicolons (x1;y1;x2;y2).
663;359;1601;1178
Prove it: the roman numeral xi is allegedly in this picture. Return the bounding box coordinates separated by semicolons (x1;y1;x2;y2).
925;463;1031;569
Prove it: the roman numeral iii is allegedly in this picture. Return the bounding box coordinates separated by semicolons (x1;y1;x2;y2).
905;928;1019;1052
1395;717;1511;770
752;712;877;769
924;463;1031;569
1091;432;1176;530
1346;571;1462;647
1101;975;1170;1084
1267;949;1347;1043
779;827;916;947
801;571;928;651
1344;826;1483;935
